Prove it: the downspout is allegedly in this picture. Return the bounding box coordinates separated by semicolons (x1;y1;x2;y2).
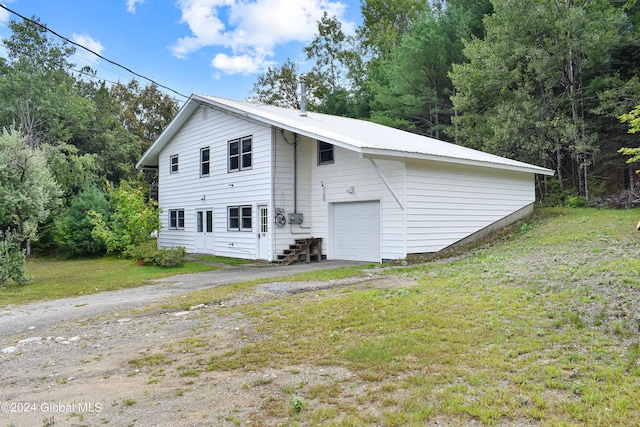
296;74;307;211
293;138;297;213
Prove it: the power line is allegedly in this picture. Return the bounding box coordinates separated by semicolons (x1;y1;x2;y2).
0;4;189;100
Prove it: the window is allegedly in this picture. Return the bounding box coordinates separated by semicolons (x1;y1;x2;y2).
318;141;334;165
170;154;179;174
229;136;252;172
228;205;252;231
200;147;210;177
169;209;185;229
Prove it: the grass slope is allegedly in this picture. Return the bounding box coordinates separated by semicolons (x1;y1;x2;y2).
204;208;640;426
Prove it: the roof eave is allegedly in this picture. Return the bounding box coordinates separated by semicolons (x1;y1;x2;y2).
361;148;555;176
136;96;200;169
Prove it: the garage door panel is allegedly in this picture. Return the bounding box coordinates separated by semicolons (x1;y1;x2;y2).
333;201;380;262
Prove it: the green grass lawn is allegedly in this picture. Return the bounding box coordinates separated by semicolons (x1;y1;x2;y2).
0;256;218;307
198;207;640;426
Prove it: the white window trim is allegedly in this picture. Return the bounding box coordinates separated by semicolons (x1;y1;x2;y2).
318;140;334;165
170;154;179;174
169;209;185;230
228;136;253;172
227;205;252;231
200;147;210;177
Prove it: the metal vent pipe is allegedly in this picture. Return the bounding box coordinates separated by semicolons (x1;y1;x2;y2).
299;74;307;117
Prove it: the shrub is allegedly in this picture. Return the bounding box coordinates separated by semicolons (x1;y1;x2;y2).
127;241;186;268
54;184;109;258
89;176;160;255
0;231;29;286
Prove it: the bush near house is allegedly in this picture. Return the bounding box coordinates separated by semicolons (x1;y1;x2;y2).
127;241;186;268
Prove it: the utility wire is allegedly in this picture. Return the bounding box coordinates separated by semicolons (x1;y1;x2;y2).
0;3;189;100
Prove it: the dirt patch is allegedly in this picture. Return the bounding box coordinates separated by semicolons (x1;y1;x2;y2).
1;274;410;427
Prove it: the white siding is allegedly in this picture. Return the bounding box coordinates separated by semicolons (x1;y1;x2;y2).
271;130;313;259
157;106;272;259
405;160;535;253
309;145;406;261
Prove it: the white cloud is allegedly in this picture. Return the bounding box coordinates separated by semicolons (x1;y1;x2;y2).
71;34;105;67
127;0;145;13
171;0;351;75
212;52;275;75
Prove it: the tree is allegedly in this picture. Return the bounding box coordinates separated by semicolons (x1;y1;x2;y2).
0;128;61;254
110;80;179;151
0;231;29;287
89;176;160;257
54;184;110;258
450;0;629;199
369;5;473;139
250;59;303;109
303;12;364;116
0;17;94;148
73;81;141;184
358;0;431;58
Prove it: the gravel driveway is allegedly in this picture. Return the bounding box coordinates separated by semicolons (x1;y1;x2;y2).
0;260;364;339
0;259;397;427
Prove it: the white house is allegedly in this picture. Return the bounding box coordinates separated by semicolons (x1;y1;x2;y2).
137;94;553;263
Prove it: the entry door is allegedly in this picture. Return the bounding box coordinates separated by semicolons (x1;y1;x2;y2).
258;205;269;259
195;209;214;253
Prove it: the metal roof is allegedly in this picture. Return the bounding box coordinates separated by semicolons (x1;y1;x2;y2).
137;94;554;176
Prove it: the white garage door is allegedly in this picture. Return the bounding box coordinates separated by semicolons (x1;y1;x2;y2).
333;201;381;262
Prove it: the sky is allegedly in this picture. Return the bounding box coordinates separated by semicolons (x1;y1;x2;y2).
0;0;362;105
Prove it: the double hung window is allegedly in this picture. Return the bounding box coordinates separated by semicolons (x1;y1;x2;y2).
169;209;185;229
229;136;252;172
170;154;179;173
228;206;252;231
200;147;210;177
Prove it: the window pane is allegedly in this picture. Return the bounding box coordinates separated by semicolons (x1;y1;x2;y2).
228;207;239;230
197;211;203;232
229;218;239;229
260;208;268;233
229;141;239;156
206;210;213;233
318;141;334;164
201;162;210;176
242;153;252;169
178;210;185;228
229;156;239;171
201;148;210;161
242;138;252;153
170;210;177;228
241;207;252;230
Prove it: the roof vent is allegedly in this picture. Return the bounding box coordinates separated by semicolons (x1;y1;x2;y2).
299;74;307;117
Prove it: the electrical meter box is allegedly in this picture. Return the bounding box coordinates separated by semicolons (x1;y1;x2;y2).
288;212;304;224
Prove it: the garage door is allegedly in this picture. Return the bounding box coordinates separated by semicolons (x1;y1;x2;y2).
333;201;381;262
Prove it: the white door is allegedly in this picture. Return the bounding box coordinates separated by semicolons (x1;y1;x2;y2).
332;201;381;262
195;209;214;253
257;205;269;260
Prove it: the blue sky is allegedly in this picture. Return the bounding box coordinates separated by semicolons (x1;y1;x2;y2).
0;0;362;104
